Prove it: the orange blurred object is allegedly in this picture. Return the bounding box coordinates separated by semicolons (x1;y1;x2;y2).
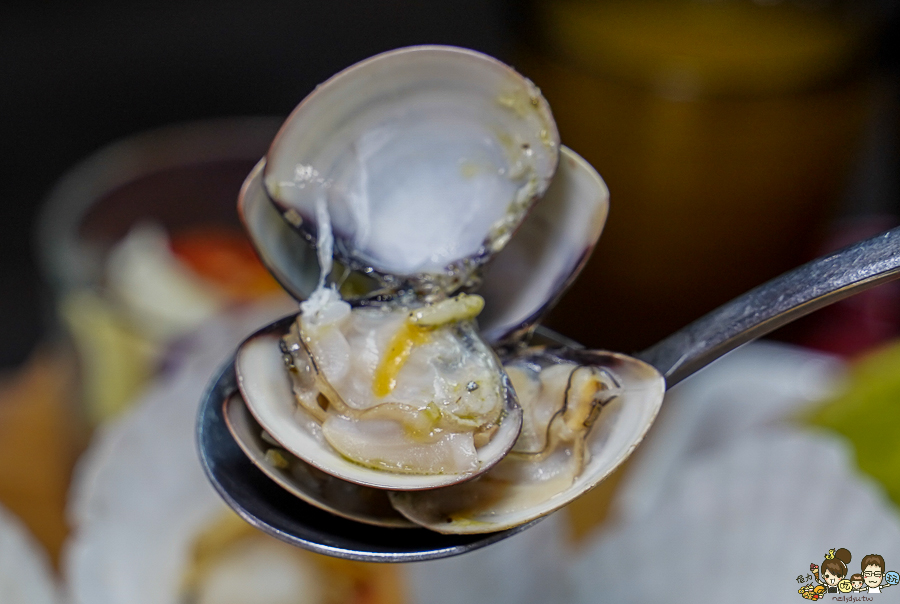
520;0;875;353
520;0;878;545
0;349;85;567
170;227;283;302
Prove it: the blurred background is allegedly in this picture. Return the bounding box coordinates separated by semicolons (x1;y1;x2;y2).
3;0;900;366
0;0;513;368
2;1;900;603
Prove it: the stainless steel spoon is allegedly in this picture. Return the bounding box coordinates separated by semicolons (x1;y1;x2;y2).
196;226;900;562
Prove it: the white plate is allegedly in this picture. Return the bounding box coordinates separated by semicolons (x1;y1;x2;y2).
63;301;300;604
0;503;60;604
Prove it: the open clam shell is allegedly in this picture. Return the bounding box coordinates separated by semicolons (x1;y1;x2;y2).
479;147;609;344
263;45;559;292
235;314;523;491
240;146;607;345
389;348;665;534
222;392;415;528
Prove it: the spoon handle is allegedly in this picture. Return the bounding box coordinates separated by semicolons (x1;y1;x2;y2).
636;227;900;387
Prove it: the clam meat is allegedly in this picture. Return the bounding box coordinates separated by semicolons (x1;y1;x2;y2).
390;349;665;533
237;292;522;490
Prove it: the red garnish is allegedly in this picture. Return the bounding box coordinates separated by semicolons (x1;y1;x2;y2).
170;227;282;301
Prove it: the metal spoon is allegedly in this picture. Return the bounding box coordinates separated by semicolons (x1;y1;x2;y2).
197;226;900;562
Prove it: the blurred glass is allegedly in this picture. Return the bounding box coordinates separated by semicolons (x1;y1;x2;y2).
36;118;287;424
519;0;879;353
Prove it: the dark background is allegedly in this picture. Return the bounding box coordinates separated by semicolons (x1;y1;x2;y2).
2;1;899;368
0;0;515;367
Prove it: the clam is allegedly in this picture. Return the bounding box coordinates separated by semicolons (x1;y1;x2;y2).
213;45;662;542
239;146;610;345
236;300;523;490
235;46;571;493
263;45;558;295
237;46;609;346
390;348;665;533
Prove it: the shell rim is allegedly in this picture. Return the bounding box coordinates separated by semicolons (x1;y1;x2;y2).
260;44;560;287
389;348;666;533
234;313;524;491
221;391;418;528
479;146;609;345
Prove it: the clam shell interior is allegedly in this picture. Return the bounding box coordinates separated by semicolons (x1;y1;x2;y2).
478;146;609;344
238;159;320;299
389;350;665;534
263;46;559;281
235;316;523;491
239;147;606;346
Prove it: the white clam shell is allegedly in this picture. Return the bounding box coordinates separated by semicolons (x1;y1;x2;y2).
239;146;607;345
222;391;415;528
390;350;665;533
238;159;321;301
235;317;523;491
238;159;380;302
479;147;609;344
263;45;559;283
225;45;617;538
